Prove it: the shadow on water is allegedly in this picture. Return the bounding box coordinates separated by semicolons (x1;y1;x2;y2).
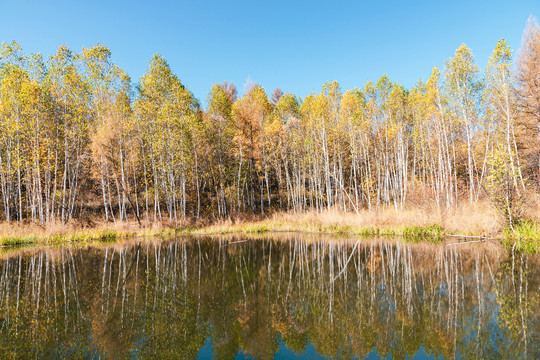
0;234;537;359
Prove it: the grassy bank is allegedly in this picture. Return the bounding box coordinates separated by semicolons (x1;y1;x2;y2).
1;201;539;253
0;223;178;247
186;207;540;253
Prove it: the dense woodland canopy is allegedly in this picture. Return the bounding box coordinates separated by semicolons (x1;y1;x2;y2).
1;17;540;226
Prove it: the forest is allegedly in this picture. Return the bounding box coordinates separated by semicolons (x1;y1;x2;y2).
0;17;539;230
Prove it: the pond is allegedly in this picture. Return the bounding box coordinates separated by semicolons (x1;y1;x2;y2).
0;234;537;359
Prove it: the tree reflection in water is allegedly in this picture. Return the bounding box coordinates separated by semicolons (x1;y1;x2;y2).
0;235;537;359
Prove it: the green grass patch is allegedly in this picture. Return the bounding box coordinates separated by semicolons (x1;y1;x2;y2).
0;235;38;246
0;228;144;247
505;220;540;241
502;220;540;254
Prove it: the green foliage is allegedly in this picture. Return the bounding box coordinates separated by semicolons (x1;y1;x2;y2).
486;150;525;227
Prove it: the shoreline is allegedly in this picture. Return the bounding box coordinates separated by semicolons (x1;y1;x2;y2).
1;210;539;254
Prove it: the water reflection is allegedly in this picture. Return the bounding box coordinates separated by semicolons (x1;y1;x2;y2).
0;235;537;359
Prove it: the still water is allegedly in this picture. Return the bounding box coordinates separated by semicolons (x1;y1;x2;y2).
0;234;537;359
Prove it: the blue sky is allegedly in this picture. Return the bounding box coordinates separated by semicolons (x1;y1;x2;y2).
1;0;538;105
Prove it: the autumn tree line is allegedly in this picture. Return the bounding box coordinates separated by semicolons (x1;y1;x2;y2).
1;18;540;226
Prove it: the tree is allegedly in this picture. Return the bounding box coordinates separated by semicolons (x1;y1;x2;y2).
82;44;135;223
205;83;235;217
484;40;525;195
221;80;237;104
135;54;200;223
231;84;272;212
445;44;483;202
515;16;540;186
271;88;283;104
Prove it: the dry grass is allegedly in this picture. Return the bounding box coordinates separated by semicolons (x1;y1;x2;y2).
524;192;540;222
440;201;500;236
191;201;502;238
0;199;538;253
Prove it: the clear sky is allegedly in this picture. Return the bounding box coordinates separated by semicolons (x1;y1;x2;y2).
1;0;538;105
